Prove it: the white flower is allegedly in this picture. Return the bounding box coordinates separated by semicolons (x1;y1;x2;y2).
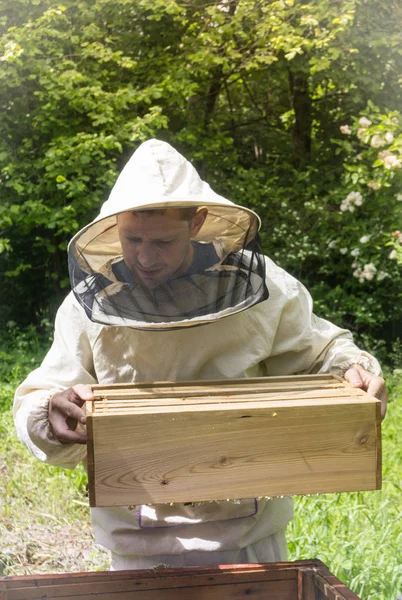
384;154;402;169
217;1;231;12
359;235;371;244
370;134;386;148
340;191;363;212
378;150;391;160
340;247;348;255
362;263;377;280
389;249;397;259
385;132;394;144
352;266;366;284
357;128;367;140
353;262;378;282
367;181;381;190
328;240;337;249
340;125;352;135
377;271;388;281
347;191;363;206
348;191;363;203
351;248;360;257
359;117;372;128
396;193;402;201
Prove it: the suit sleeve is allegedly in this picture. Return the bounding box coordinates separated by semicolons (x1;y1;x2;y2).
13;293;98;469
263;267;382;377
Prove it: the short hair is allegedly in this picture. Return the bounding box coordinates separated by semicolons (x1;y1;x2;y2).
131;207;198;221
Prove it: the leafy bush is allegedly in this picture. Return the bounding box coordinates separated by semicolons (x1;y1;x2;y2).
0;321;50;411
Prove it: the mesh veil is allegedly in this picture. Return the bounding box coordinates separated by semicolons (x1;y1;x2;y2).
68;204;268;330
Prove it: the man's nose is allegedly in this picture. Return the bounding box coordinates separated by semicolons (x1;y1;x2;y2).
137;243;159;268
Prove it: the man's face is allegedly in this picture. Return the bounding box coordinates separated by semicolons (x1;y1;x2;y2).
117;208;206;289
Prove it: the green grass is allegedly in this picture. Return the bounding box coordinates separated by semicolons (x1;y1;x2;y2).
0;330;110;575
288;371;402;600
1;333;401;599
0;411;109;574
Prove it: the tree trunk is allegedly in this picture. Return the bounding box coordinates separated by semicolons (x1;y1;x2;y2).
288;63;312;166
203;0;238;132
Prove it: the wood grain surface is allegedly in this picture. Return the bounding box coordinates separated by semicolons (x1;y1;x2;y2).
0;560;362;600
86;376;381;507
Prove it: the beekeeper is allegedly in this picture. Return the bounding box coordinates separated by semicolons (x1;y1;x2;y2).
14;139;387;570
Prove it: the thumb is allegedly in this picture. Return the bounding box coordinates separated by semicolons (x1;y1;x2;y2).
72;384;94;403
344;367;364;388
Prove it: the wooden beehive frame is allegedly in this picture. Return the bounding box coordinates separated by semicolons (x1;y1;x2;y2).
0;560;362;599
86;374;381;507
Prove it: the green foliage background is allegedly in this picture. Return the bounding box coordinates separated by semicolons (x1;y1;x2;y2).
0;0;401;357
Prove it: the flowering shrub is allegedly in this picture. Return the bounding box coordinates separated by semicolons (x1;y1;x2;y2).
310;106;402;360
234;104;402;364
336;106;402;289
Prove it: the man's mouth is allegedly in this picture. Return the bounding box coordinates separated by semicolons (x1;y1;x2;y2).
136;265;163;276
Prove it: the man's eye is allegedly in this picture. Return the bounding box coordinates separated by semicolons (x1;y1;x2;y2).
158;240;174;245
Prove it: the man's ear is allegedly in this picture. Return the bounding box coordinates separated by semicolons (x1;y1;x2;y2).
190;208;208;237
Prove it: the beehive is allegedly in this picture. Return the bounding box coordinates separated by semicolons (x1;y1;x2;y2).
0;560;362;599
86;374;381;507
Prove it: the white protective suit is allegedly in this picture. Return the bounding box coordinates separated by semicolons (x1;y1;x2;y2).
14;139;381;569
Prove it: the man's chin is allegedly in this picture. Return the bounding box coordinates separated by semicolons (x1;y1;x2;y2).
133;269;168;290
139;280;163;290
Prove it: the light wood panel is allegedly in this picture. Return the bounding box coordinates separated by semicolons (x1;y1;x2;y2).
86;375;381;507
0;561;362;600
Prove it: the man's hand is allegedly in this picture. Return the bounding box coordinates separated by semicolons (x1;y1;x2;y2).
49;384;94;444
344;363;388;419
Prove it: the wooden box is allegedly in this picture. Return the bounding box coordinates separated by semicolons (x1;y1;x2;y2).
0;560;362;599
86;374;381;507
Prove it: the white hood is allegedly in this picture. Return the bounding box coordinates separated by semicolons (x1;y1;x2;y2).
99;138;244;216
68;139;268;329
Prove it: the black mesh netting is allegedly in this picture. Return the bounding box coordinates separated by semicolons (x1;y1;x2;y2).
68;205;268;330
